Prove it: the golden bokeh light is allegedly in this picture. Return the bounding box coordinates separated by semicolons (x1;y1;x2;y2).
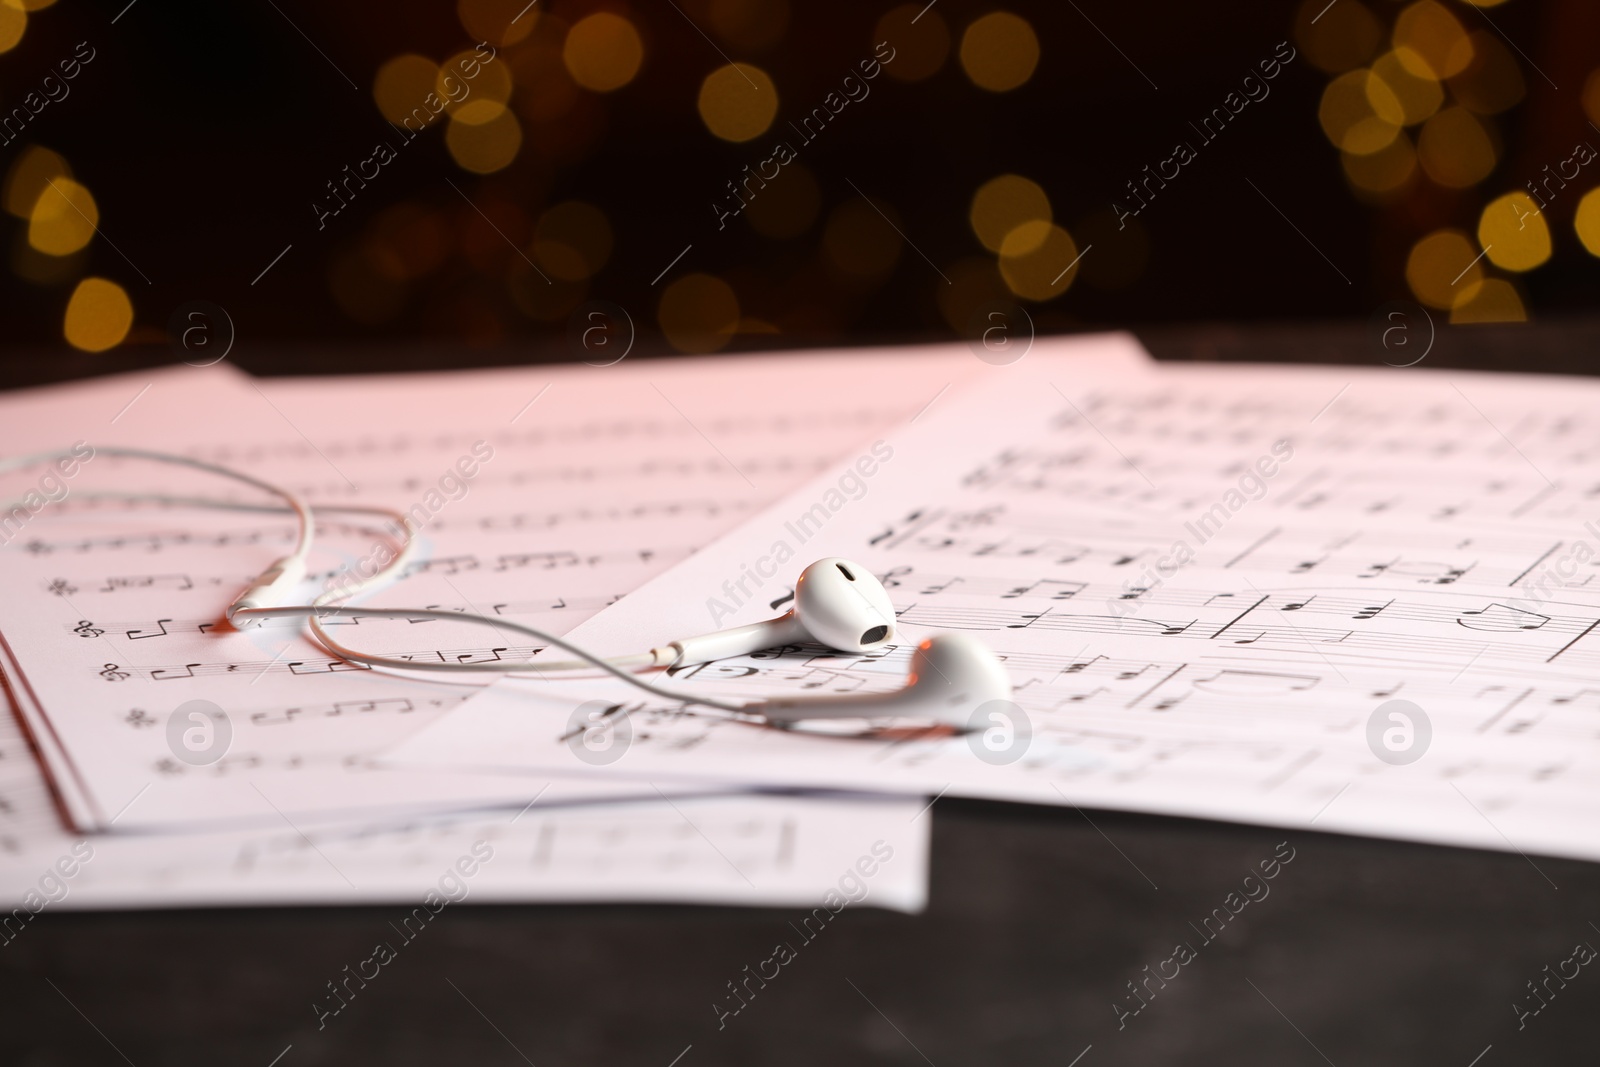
744;163;820;239
1416;106;1496;188
63;277;133;352
1449;31;1524;115
998;221;1079;302
1478;192;1550;273
0;1;25;55
1406;229;1483;309
13;0;57;10
1450;278;1525;323
959;12;1039;93
1320;70;1400;155
1342;132;1417;199
970;174;1051;254
533;200;613;281
1573;188;1600;258
3;145;69;218
458;0;537;48
28;178;97;256
708;0;790;51
446;102;523;173
697;63;778;143
1584;69;1600;128
876;4;950;82
1368;49;1442;126
374;55;441;125
1458;0;1510;7
1294;0;1381;74
439;48;513;114
823;198;903;278
511;33;580;124
1393;0;1473;79
563;12;644;92
659;273;740;353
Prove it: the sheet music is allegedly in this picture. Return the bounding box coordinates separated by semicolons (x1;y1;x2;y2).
0;344;1032;830
0;687;930;911
393;337;1600;864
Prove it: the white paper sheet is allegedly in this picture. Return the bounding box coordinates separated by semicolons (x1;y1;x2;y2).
0;691;931;912
0;345;1014;831
394;338;1600;865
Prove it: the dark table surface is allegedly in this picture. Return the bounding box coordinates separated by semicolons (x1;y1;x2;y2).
3;319;1597;1065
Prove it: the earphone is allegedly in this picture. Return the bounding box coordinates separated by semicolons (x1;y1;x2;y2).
0;446;1011;730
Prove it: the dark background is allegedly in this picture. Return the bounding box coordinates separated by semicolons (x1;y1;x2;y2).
0;0;1595;380
3;1;1600;1062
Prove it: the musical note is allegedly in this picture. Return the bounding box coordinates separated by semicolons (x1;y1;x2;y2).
99;663;129;682
73;620;105;638
1457;603;1552;632
125;618;173;640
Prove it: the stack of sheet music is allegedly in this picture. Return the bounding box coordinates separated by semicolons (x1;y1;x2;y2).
5;332;1600;920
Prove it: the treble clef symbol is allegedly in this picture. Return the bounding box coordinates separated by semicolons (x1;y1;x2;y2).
74;620;105;638
99;663;130;682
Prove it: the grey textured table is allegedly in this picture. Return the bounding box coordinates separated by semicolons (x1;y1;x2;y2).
3;321;1596;1065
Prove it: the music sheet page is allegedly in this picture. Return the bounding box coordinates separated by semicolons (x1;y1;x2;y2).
0;345;1020;830
393;340;1600;864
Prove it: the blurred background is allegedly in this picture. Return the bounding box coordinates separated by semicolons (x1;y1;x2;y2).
0;0;1596;378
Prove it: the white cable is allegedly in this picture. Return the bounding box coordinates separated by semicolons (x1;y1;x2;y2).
2;447;731;711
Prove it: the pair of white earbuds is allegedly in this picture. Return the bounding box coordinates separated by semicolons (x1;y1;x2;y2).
0;447;1013;730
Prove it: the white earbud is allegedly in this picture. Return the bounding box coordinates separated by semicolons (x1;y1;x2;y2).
745;632;1012;728
663;557;896;667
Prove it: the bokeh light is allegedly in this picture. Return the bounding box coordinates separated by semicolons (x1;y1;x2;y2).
1449;31;1524;114
1392;1;1473;80
823;198;902;279
659;273;740;353
970;174;1051;254
3;145;69;218
62;277;132;352
28;178;97;256
1477;192;1549;273
744;163;820;239
697;63;778;143
1320;70;1400;155
374;54;441;125
533;200;613;281
1294;0;1381;74
0;1;26;55
446;102;523;173
708;0;790;51
1416;106;1496;188
439;48;513;113
1450;277;1525;323
959;12;1039;93
1368;50;1442;126
1405;229;1483;309
998;221;1079;302
563;13;644;92
1574;188;1600;258
1583;70;1600;127
876;4;950;82
457;0;537;48
1342;132;1417;199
